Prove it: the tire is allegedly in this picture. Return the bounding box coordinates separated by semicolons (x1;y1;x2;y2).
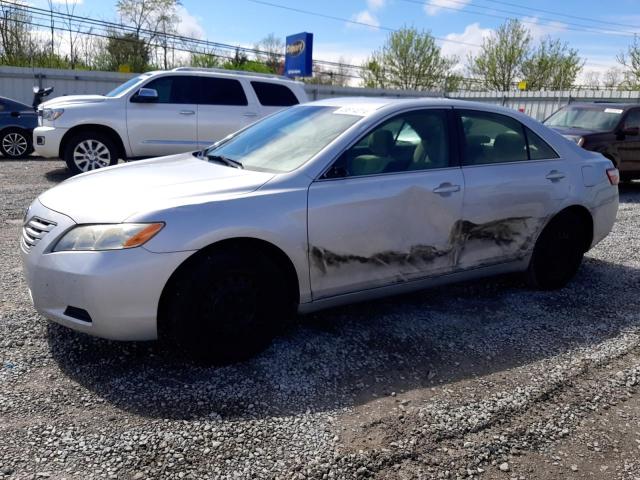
64;132;118;174
0;128;33;159
160;247;292;363
526;213;586;290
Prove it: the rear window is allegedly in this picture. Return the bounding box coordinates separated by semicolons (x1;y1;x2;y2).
251;81;299;106
199;77;248;106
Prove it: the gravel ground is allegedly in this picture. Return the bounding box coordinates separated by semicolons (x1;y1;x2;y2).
1;158;639;480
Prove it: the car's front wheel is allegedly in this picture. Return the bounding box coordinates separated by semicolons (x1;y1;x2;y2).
160;247;292;363
0;128;33;159
64;132;118;174
526;212;587;290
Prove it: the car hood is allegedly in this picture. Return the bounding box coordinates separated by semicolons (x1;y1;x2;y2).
41;95;106;108
38;153;275;223
546;125;601;136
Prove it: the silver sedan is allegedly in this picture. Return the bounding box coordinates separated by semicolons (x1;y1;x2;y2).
20;97;620;361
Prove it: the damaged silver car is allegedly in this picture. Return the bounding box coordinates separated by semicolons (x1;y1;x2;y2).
21;98;620;361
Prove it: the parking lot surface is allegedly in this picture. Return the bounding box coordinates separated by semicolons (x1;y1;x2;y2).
1;158;639;480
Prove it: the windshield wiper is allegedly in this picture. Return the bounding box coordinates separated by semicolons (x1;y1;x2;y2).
206;154;244;169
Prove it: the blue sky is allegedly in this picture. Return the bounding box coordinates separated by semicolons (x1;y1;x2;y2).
38;0;640;80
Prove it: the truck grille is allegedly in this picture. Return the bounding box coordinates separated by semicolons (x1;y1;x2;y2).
22;217;57;251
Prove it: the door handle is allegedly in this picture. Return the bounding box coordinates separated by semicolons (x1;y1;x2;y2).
545;170;565;181
243;112;259;117
433;183;461;194
179;110;195;115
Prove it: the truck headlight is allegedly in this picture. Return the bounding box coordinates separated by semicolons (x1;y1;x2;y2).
42;108;64;121
52;223;164;252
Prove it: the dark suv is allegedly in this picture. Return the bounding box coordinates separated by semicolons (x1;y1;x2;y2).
543;102;640;181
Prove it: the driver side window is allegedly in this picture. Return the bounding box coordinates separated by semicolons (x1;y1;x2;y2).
325;109;450;178
624;109;640;130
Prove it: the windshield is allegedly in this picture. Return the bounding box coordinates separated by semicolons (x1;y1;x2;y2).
104;74;151;97
203;106;363;173
544;105;624;131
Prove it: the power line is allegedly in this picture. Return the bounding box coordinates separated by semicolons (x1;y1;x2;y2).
477;0;640;31
403;0;639;37
0;0;364;76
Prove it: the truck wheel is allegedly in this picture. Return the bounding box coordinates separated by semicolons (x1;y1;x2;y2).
526;212;586;290
0;128;33;159
64;132;118;174
160;247;291;363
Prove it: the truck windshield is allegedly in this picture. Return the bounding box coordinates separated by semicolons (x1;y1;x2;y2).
203;106;363;173
104;74;151;97
544;106;623;131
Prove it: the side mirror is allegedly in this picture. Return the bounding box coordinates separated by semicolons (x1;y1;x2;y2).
131;88;158;103
621;126;640;136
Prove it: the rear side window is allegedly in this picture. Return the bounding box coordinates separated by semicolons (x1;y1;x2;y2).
142;76;198;104
199;77;248;106
251;81;299;106
459;110;557;165
526;127;559;160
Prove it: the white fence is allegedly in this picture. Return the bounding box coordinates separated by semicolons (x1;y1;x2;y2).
1;66;638;120
0;66;438;106
451;90;640;121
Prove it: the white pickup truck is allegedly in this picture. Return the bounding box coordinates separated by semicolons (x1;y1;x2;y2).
33;67;309;173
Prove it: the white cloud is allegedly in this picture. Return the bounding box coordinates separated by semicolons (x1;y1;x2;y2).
441;22;492;64
424;0;470;16
349;10;380;30
521;16;567;40
367;0;386;10
176;6;205;39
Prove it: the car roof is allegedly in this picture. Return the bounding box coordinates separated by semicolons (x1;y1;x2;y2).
305;96;526;117
147;67;304;85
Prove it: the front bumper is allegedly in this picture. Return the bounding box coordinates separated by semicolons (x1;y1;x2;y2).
20;200;194;341
33;126;67;158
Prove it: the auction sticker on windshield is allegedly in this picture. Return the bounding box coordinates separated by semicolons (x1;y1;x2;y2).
604;108;624;114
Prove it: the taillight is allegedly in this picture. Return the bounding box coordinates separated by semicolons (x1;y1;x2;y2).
606;168;619;185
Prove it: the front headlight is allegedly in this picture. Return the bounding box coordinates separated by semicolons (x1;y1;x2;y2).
42;108;64;121
52;223;164;252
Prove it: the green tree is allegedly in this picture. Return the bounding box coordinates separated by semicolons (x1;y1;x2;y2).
190;51;222;68
362;27;458;91
617;35;640;88
468;19;532;91
100;32;151;72
521;38;582;90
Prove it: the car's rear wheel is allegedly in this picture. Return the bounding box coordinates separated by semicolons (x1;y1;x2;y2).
160;248;291;363
526;212;587;290
64;132;118;174
0;128;33;159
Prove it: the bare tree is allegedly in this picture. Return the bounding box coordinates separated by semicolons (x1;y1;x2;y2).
583;71;601;90
117;0;181;68
254;33;284;73
603;67;623;89
617;35;640;88
0;2;37;66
